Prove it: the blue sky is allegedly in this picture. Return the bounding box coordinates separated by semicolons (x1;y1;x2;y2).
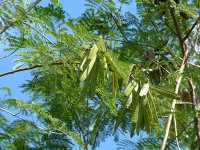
0;0;140;149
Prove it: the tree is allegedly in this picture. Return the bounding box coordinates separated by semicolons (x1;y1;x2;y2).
0;0;200;149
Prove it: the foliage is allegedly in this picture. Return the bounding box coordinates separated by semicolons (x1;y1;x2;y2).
0;0;200;149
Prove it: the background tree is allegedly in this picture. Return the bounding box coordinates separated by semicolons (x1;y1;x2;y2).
0;0;200;149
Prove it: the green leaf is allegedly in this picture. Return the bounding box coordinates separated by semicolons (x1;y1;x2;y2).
96;36;106;52
0;87;11;96
50;0;60;6
114;104;127;133
150;85;180;99
68;131;84;148
3;99;17;107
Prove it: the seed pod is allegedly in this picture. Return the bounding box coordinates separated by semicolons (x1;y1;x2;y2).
80;56;88;71
124;81;135;96
88;44;98;60
80;54;97;82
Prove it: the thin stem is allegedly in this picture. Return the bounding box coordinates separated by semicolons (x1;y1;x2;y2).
0;32;25;60
173;115;181;150
0;45;21;59
86;99;89;150
0;61;80;77
183;18;200;41
176;102;194;105
162;18;178;36
0;107;67;136
169;8;185;55
23;21;56;46
176;57;200;68
0;0;42;35
189;23;200;56
0;61;63;77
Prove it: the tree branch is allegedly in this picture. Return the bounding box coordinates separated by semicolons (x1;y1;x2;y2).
0;107;67;136
189;23;200;56
173;115;181;150
0;0;42;35
176;56;200;68
169;8;185;55
176;102;194;105
183;18;200;41
161;43;189;150
0;61;80;77
162;18;178;36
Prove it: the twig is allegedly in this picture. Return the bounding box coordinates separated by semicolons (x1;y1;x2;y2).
166;119;195;148
0;107;67;135
169;8;183;41
169;8;184;55
162;18;178;36
173;115;181;150
0;32;25;59
0;62;63;77
176;102;194;105
0;0;42;35
0;47;20;59
174;55;200;68
151;0;178;37
0;107;44;130
86;98;89;149
23;21;56;46
0;60;80;77
159;115;169;118
189;23;200;56
183;18;200;41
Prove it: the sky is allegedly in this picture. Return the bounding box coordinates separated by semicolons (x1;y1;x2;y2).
0;0;140;149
